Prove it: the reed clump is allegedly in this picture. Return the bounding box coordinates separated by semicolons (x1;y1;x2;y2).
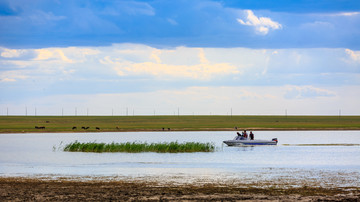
63;141;215;153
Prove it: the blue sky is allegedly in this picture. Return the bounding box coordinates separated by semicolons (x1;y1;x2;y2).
0;0;360;115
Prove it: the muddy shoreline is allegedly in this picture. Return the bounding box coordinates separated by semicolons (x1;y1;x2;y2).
1;177;359;201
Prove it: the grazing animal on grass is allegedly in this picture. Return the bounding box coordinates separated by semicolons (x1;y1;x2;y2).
35;126;45;129
116;126;119;130
85;127;90;130
168;128;170;131
81;127;85;129
72;127;77;130
162;128;165;131
96;127;100;130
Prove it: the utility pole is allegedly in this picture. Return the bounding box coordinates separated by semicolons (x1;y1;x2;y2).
339;109;341;120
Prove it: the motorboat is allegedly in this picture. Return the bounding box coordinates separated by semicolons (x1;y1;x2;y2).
223;135;278;146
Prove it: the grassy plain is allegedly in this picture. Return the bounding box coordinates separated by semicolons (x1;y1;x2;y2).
0;115;360;133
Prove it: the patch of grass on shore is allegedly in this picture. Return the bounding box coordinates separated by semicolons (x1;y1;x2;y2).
63;141;215;153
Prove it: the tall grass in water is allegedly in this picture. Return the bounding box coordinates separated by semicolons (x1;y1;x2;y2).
63;141;215;153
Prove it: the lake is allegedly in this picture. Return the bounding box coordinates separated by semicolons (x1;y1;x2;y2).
1;131;360;187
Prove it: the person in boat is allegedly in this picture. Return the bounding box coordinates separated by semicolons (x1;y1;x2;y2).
250;131;254;140
242;130;248;139
236;132;242;140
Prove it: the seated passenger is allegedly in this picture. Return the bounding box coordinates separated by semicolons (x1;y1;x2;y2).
243;130;248;139
250;131;254;140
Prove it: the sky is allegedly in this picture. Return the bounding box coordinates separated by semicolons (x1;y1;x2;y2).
0;0;360;115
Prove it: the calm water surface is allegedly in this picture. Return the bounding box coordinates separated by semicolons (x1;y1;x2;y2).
1;131;360;186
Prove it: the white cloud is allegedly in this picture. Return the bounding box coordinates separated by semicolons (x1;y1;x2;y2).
35;49;73;63
119;1;155;16
106;59;239;80
198;48;209;64
237;10;282;35
167;18;178;25
345;49;360;63
150;49;162;63
1;48;24;58
339;12;360;16
0;46;102;83
301;21;334;30
325;12;360;17
284;85;336;99
0;70;28;82
0;48;35;59
101;47;241;80
0;78;16;82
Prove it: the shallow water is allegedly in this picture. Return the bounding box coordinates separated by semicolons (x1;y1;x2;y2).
1;131;360;186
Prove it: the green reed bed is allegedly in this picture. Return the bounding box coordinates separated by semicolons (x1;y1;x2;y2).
63;141;215;153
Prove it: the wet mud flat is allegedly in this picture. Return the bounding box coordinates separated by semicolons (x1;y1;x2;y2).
1;177;359;201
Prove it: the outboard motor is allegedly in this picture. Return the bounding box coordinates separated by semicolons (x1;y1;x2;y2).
272;138;278;143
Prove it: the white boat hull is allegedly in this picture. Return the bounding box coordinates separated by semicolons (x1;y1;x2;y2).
223;138;278;146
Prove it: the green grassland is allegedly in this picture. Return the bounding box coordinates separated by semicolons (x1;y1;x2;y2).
0;115;360;133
